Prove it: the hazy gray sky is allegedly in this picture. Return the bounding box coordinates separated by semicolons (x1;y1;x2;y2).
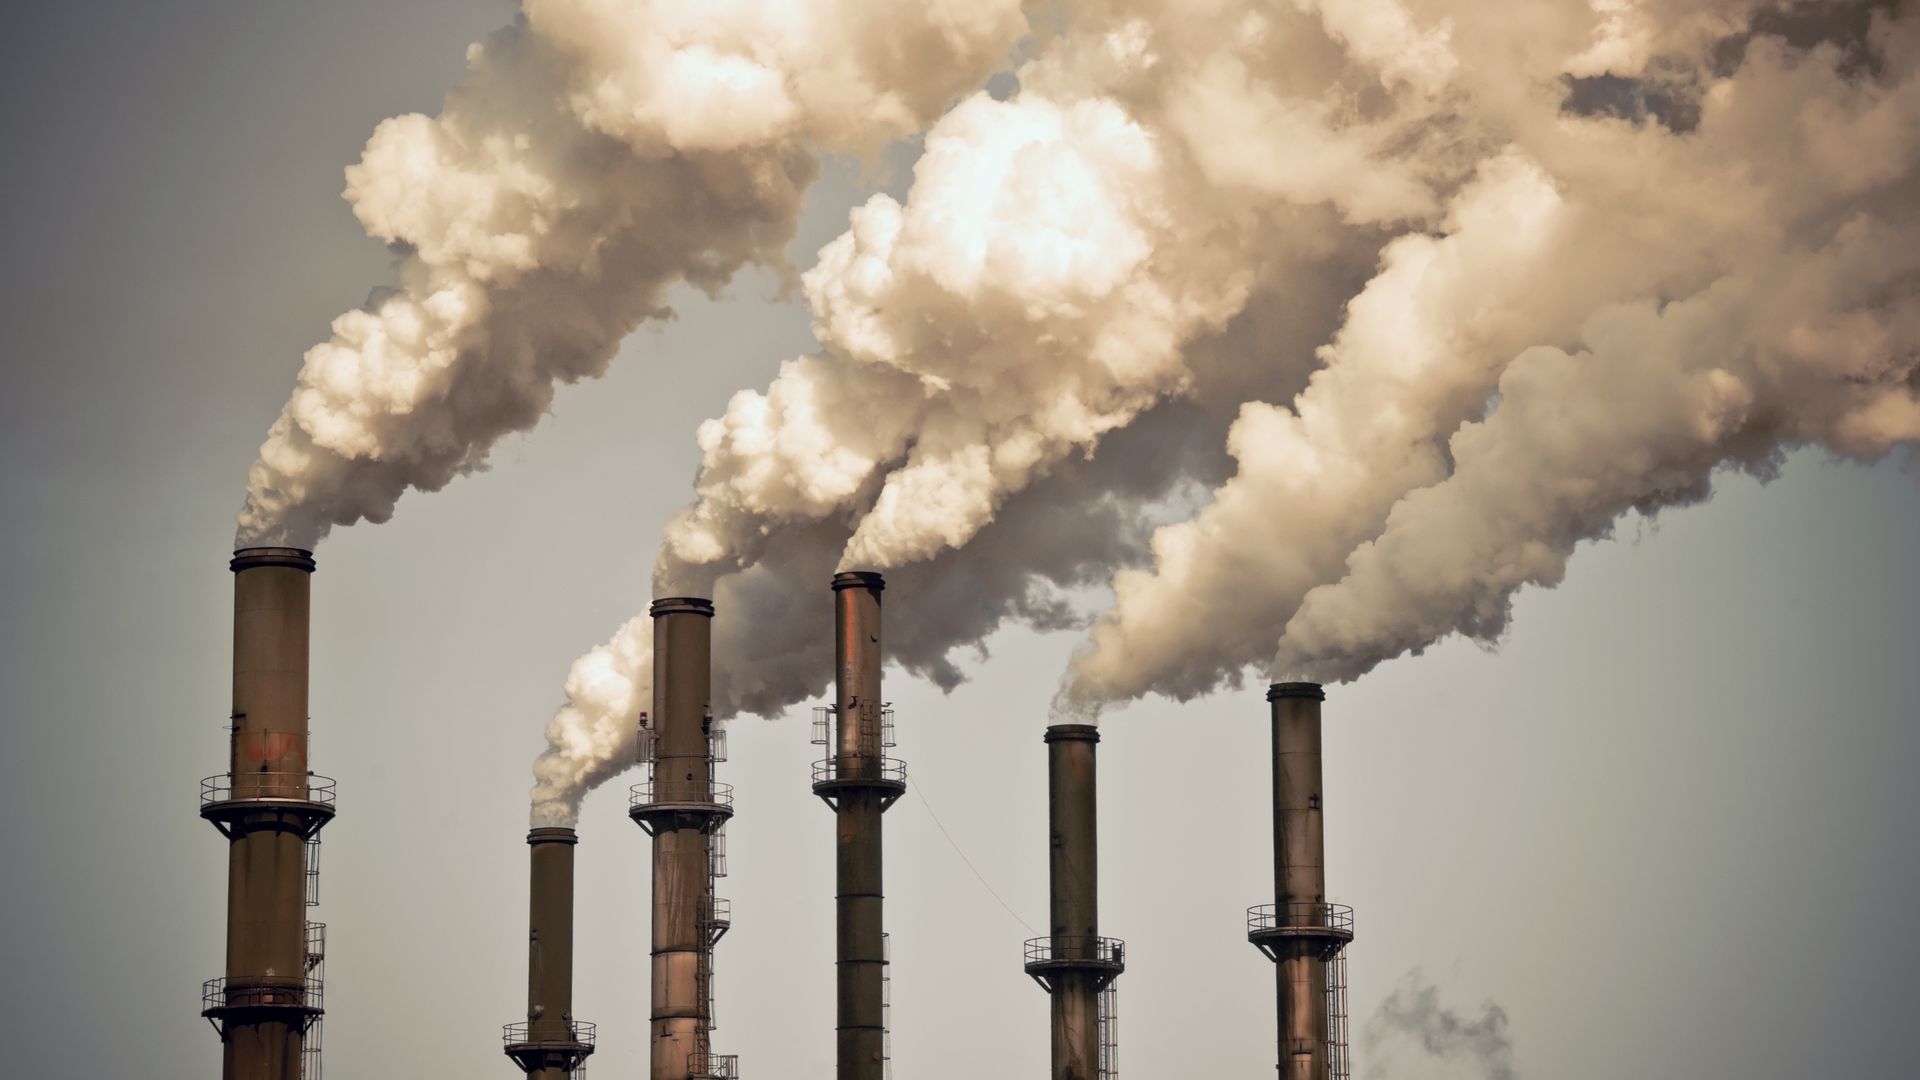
2;4;1916;1080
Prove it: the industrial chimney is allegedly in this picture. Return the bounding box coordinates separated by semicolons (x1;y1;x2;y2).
811;572;905;1080
200;546;334;1080
1248;683;1354;1080
629;597;739;1080
1023;725;1124;1080
504;827;596;1079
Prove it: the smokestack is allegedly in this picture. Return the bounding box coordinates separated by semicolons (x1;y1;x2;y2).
812;572;905;1080
1024;725;1124;1080
200;547;334;1079
505;827;595;1078
1248;683;1354;1080
630;598;738;1080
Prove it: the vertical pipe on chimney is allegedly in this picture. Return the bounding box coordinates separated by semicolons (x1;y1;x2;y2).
635;597;731;1080
1034;724;1121;1080
829;571;889;1080
505;828;594;1079
1248;682;1353;1080
202;547;331;1080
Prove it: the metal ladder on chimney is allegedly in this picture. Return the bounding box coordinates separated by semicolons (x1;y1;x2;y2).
687;718;738;1080
1326;948;1351;1080
882;932;893;1080
301;920;326;1080
1097;982;1119;1080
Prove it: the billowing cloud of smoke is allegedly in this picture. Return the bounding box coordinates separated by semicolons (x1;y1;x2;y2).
534;0;1920;821
1065;0;1920;708
234;0;1030;547
1365;971;1517;1080
532;0;1427;823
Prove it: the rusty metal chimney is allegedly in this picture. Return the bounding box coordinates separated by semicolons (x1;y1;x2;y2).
811;571;905;1080
630;597;738;1080
504;827;595;1078
201;546;334;1080
1248;683;1354;1080
1024;725;1124;1080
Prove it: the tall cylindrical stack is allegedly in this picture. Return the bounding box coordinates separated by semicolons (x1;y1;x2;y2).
202;547;334;1080
813;571;904;1080
1024;725;1124;1080
504;827;594;1079
630;598;735;1080
1248;683;1354;1080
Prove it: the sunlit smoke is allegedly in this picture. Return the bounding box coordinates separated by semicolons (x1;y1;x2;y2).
234;0;1029;548
536;0;1920;821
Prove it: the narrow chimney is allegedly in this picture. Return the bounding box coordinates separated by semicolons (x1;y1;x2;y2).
201;547;334;1079
1248;683;1354;1080
630;598;738;1080
504;827;595;1078
813;571;905;1080
1024;725;1124;1080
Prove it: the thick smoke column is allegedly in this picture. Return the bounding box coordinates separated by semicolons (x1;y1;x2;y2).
234;0;1029;547
536;0;1920;821
1064;0;1920;708
533;0;1418;823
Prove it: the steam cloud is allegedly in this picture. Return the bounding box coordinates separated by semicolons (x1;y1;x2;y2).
533;0;1920;823
204;2;1902;821
1365;972;1517;1080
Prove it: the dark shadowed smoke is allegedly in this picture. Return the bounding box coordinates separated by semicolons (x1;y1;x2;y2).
698;247;1385;721
1561;0;1907;131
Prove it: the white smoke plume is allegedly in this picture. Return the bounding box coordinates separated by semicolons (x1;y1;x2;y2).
1064;0;1920;708
233;0;1030;547
532;0;1417;823
535;0;1920;821
1365;972;1518;1080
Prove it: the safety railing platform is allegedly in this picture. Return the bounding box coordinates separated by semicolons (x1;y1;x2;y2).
199;772;337;837
627;777;734;835
504;1019;596;1078
1024;935;1126;991
502;1019;597;1050
202;974;324;1020
1247;902;1355;960
810;756;907;810
689;1050;739;1079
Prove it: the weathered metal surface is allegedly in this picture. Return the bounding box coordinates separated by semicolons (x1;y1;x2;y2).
206;547;325;1080
507;827;593;1079
646;598;721;1080
1262;682;1339;1080
1028;724;1122;1080
829;572;888;1080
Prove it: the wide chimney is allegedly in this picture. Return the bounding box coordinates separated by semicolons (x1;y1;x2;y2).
630;598;737;1080
1024;725;1124;1080
1247;683;1354;1080
812;572;905;1080
504;827;595;1078
201;546;334;1080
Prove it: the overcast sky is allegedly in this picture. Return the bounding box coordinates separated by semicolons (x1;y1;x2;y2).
2;4;1917;1079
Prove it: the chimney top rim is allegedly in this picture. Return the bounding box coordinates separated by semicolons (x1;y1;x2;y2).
830;570;886;592
650;597;715;617
1267;681;1326;702
230;547;316;573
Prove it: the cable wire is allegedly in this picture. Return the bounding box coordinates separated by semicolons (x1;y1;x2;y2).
911;779;1038;935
